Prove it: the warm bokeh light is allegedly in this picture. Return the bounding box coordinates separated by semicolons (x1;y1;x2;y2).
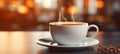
35;0;42;4
88;0;97;15
67;6;78;14
97;0;104;9
11;0;20;8
9;0;21;11
84;0;89;8
0;0;5;8
26;0;34;8
17;5;29;14
35;0;57;9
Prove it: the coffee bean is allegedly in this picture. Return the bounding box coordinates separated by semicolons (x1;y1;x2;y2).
91;44;120;54
97;50;101;54
91;47;95;51
118;48;120;52
109;49;114;53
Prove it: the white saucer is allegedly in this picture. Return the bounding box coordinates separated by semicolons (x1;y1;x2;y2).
36;38;99;48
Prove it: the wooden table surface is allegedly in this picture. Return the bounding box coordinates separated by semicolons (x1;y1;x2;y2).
0;31;120;54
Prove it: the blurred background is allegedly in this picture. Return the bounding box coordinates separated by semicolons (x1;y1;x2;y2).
0;0;120;31
0;0;120;54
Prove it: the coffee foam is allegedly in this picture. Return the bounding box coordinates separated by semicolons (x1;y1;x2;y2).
49;22;87;25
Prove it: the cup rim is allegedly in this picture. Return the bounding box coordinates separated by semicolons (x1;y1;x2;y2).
49;22;88;25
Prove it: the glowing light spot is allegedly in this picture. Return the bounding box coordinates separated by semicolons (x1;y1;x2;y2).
97;1;104;9
35;0;57;9
0;1;5;8
35;0;42;4
84;0;89;8
26;0;34;8
11;0;20;8
67;6;78;14
12;1;19;5
17;5;29;14
88;0;97;15
9;1;20;11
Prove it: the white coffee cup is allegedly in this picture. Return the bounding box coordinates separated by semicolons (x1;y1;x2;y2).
49;22;99;46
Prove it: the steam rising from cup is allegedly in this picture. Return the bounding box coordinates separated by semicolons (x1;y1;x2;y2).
58;7;76;22
71;10;75;22
58;7;66;22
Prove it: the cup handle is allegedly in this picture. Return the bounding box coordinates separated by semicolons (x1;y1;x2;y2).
76;25;99;45
87;24;99;38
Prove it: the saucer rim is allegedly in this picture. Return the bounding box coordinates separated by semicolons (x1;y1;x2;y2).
36;38;99;48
